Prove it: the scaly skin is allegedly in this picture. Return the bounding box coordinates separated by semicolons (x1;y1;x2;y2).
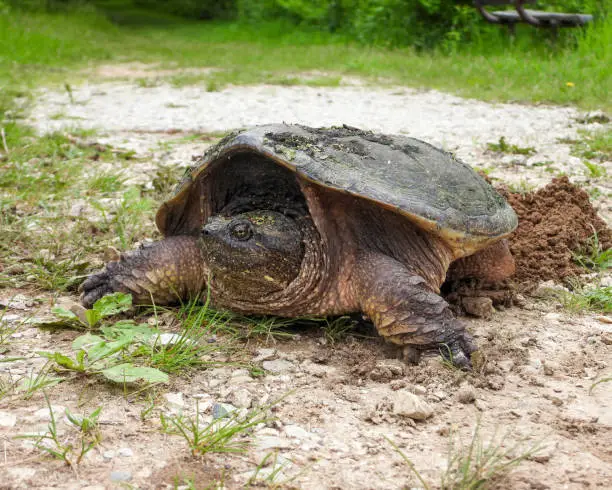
353;252;477;368
80;236;207;308
80;207;510;369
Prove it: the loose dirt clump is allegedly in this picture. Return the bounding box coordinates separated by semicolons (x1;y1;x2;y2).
501;176;611;285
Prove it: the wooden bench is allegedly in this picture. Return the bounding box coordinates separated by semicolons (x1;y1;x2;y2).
474;0;593;30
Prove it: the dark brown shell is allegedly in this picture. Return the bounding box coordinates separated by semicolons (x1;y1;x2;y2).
156;124;517;254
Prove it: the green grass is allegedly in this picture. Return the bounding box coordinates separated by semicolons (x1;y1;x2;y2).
569;129;612;162
561;286;612;313
16;393;103;466
486;136;536;156
573;232;612;271
1;7;610;110
389;422;543;489
160;400;270;456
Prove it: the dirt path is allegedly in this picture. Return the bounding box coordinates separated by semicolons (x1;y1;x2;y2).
1;72;610;489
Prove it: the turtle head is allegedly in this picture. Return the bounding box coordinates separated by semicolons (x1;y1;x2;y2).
200;211;304;297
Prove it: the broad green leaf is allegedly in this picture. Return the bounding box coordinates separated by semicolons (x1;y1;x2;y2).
92;292;132;317
38;351;82;371
101;363;169;384
72;333;105;351
87;337;133;363
85;309;102;328
101;321;157;342
51;307;78;320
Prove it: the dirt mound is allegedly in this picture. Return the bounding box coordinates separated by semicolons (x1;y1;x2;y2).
500;176;611;285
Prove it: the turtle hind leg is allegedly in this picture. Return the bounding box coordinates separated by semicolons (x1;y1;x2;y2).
80;236;207;308
353;253;476;369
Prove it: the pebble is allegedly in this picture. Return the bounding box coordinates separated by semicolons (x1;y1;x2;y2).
543;361;558;376
256;435;292;450
0;294;33;310
455;385;476;404
110;471;132;482
529;443;556;463
284;424;311;439
253;348;276;362
229;389;252;408
34;405;65;421
262;359;294;373
164;392;185;411
301;360;334;377
103;450;115;460
0;411;17;427
410;385;427;395
7;467;37;480
153;333;190;346
0;313;21;323
118;447;133;457
391;392;434;420
212;403;237;419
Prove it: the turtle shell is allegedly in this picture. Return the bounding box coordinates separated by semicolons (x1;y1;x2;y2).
156;124;517;255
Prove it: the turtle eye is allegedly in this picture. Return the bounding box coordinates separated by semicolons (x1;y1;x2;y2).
229;221;253;241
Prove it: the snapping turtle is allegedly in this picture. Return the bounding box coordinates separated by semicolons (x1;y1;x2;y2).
81;124;517;367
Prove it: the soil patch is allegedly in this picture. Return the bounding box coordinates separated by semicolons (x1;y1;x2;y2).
501;176;611;285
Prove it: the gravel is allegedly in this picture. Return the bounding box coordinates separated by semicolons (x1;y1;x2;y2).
27;82;602;186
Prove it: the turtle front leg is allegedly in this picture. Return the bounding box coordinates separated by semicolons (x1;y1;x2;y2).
80;236;208;308
353;253;476;368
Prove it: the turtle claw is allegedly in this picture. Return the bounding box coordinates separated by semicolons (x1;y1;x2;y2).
79;269;116;309
440;332;477;370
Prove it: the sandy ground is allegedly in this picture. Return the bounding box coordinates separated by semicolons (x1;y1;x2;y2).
1;71;610;489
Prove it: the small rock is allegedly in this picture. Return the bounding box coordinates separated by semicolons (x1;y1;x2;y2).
34;405;65;421
229;389;252;409
487;376;505;391
164;392;184;411
212;403;237;419
391;392;434;420
431;390;448;401
370;359;405;381
4;264;24;275
462;297;494;319
474;399;488;412
0;294;33;310
513;293;527;307
103;450;115;460
497;359;515;372
302;360;334;377
0;313;21;323
390;379;408;391
153;333;191;347
543;361;558;376
0;411;17;427
262;359;294;374
455;385;476;404
284;425;311;440
529;444;556;463
230;368;251;378
256;435;292;450
118;447;133;457
7;467;37;480
253;348;276;362
68;199;92;218
110;471;132;482
410;385;427;396
535;281;568;297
